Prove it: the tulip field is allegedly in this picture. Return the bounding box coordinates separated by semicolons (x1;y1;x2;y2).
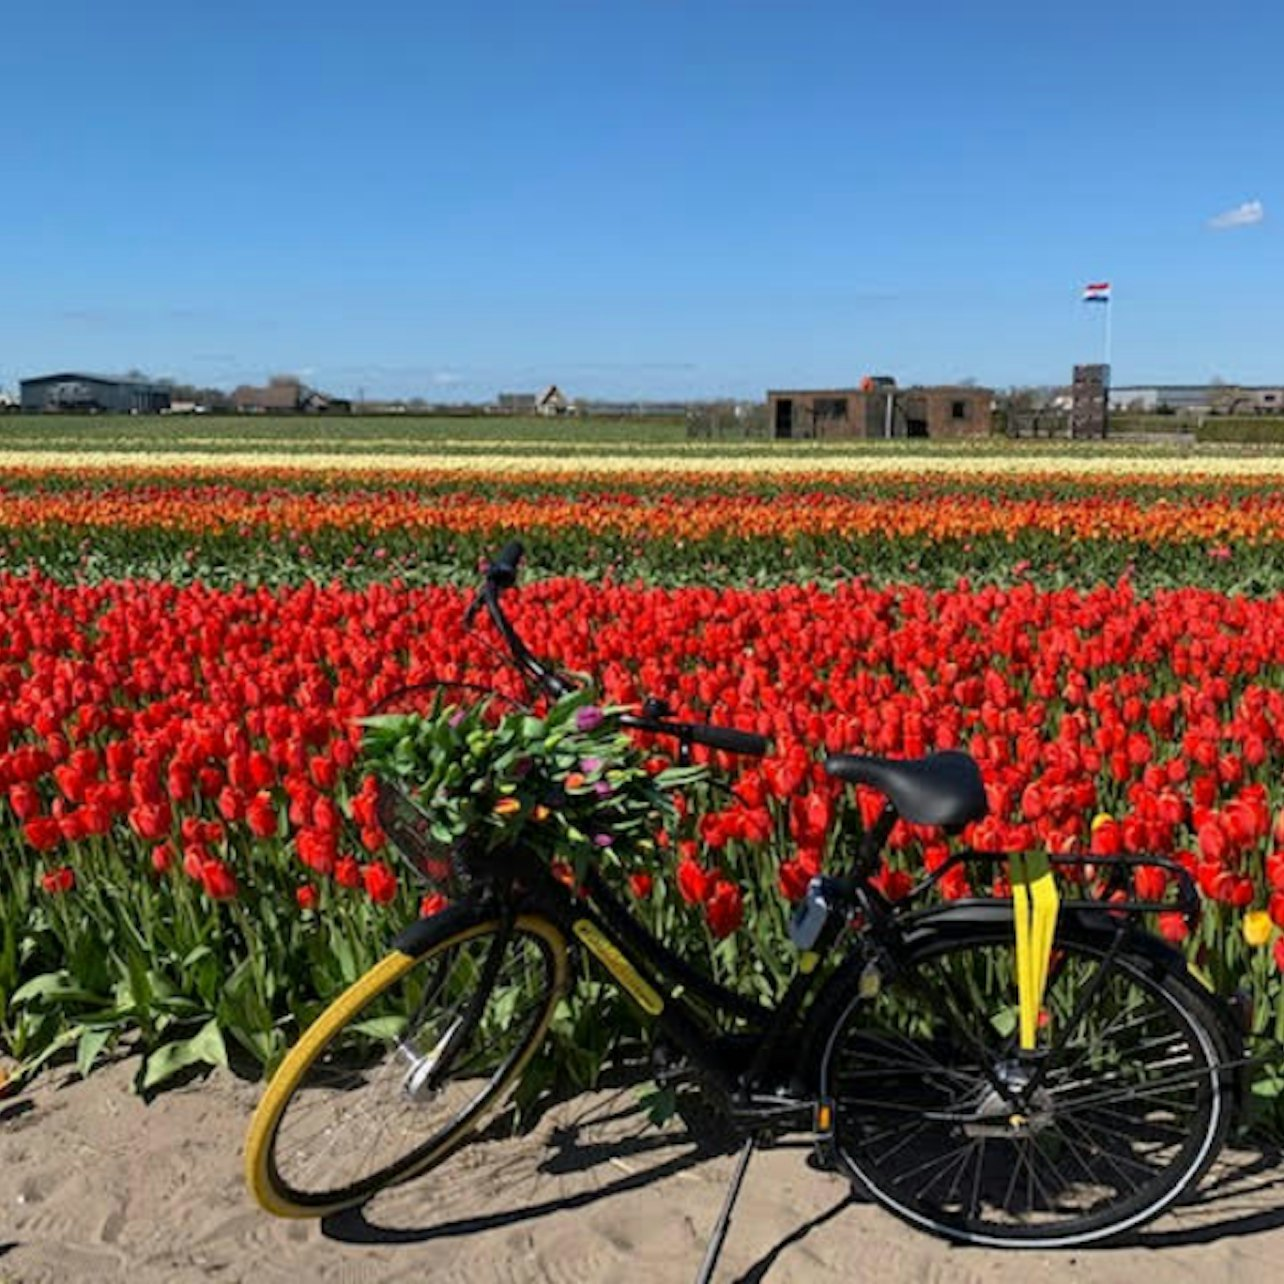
3;452;1284;1122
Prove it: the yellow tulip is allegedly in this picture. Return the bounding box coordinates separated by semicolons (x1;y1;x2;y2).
1091;813;1114;832
1243;909;1273;948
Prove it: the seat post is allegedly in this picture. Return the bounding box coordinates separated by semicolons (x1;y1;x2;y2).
855;801;899;877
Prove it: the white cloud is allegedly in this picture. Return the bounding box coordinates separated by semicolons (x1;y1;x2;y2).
1208;199;1265;230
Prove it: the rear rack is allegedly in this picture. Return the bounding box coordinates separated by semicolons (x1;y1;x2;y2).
907;850;1202;927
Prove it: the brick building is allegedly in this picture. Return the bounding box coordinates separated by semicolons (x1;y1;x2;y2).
231;376;349;413
766;382;992;440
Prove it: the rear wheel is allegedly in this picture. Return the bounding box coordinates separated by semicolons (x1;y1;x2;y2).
818;923;1231;1247
246;909;569;1217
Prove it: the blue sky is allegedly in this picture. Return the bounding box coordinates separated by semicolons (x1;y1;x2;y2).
1;2;1280;400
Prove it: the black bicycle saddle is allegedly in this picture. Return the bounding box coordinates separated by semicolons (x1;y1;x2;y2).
823;750;988;828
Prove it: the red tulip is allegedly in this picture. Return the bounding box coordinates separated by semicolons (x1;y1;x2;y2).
8;783;40;821
419;892;449;918
23;816;62;852
676;858;716;905
361;861;399;904
246;792;278;839
40;866;76;895
705;879;744;939
199;859;238;901
628;872;653;899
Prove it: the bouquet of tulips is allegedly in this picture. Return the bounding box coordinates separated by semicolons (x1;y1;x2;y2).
359;688;707;886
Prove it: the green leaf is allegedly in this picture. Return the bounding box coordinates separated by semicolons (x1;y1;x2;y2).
655;765;710;791
141;1018;228;1091
638;1085;679;1126
76;1026;115;1079
991;1007;1018;1037
356;713;414;731
348;1015;407;1041
13;1025;81;1081
11;970;103;1008
1250;1074;1284;1101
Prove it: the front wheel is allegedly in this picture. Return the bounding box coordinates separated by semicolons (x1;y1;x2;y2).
818;920;1231;1248
245;906;569;1217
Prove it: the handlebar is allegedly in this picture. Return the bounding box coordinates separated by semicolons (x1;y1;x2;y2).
466;541;770;759
488;539;525;588
621;712;770;758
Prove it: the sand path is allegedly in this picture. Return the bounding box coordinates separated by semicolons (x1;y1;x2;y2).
2;1059;1283;1283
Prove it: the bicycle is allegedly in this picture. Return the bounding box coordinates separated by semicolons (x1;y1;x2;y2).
245;540;1249;1277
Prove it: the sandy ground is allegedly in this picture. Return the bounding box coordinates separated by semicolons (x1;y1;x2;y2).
2;1058;1283;1284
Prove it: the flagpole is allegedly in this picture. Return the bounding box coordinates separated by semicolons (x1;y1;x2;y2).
1104;290;1113;376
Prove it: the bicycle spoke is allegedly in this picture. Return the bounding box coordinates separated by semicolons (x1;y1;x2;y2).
1057;1113;1158;1187
266;924;561;1204
826;932;1225;1244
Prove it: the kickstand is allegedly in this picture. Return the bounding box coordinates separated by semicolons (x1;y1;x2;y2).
694;1134;757;1284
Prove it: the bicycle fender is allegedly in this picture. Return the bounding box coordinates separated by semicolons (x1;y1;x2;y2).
390;900;498;957
800;902;1245;1095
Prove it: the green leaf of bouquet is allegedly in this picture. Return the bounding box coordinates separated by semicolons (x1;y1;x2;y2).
355;714;412;731
654;765;710;790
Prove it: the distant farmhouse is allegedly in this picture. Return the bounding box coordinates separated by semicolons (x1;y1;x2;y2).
766;378;992;439
230;376;350;414
20;372;171;414
495;385;569;416
1110;385;1284;415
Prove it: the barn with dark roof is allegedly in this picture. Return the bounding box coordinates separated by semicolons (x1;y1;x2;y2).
20;373;171;414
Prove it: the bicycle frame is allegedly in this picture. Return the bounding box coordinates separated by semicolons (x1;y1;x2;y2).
413;815;928;1119
434;543;1253;1122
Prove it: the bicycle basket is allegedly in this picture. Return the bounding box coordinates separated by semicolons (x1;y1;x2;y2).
367;681;535;894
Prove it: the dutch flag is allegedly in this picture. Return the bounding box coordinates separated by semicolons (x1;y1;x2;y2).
1083;281;1111;303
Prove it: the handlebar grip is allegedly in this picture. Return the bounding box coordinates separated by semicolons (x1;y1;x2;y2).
688;724;771;757
488;540;525;588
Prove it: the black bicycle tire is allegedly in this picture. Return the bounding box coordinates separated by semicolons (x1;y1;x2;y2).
816;921;1232;1248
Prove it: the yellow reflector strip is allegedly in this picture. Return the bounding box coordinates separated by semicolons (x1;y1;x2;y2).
1011;852;1060;1052
573;919;664;1016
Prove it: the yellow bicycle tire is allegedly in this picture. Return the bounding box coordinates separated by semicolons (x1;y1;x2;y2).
245;913;569;1218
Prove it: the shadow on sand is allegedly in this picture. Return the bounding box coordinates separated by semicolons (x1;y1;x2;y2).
322;1085;725;1247
322;1091;1284;1278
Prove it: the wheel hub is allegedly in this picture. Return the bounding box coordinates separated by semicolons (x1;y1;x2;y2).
397;1019;462;1101
960;1060;1053;1139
